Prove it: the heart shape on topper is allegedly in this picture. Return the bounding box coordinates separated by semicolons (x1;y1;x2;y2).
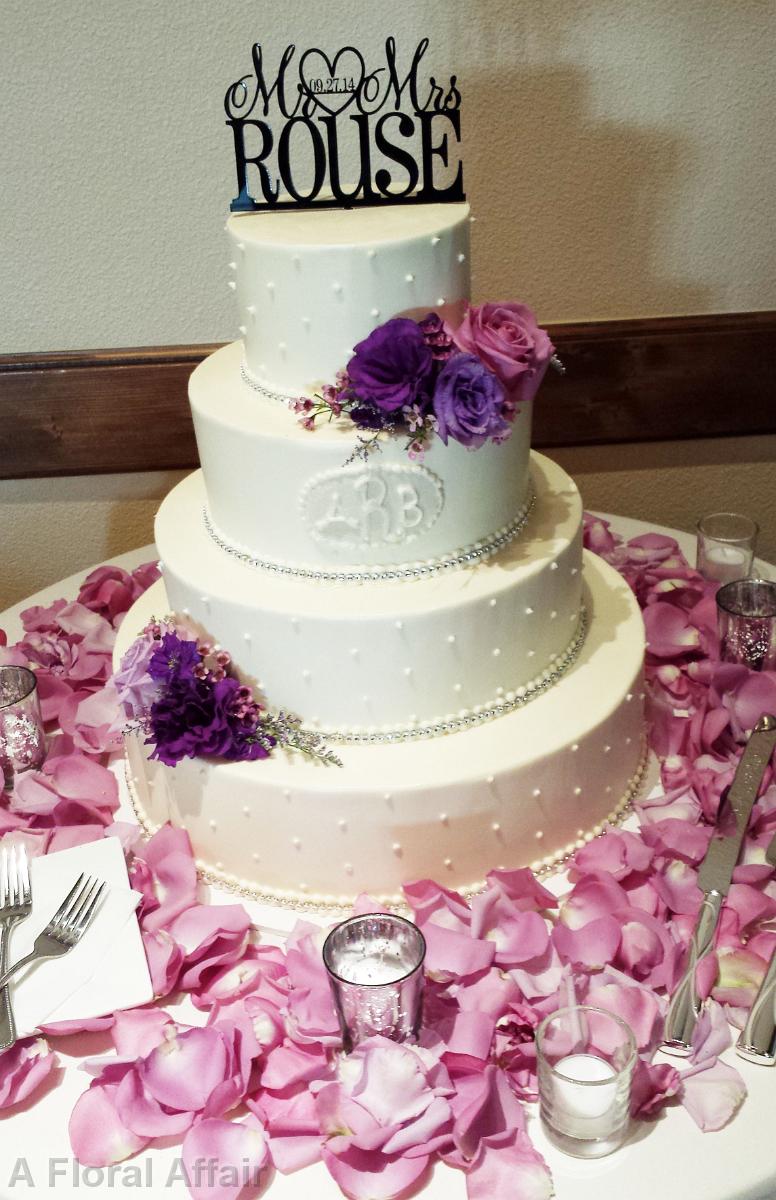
299;47;365;116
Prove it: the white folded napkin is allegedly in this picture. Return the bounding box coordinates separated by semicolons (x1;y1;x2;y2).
5;836;153;1036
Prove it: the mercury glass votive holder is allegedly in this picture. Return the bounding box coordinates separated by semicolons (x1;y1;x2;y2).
536;1005;637;1159
696;512;758;584
717;577;776;671
322;913;426;1052
0;666;46;787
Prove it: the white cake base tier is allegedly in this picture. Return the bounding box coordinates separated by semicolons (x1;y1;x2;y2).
189;340;533;572
155;452;583;733
228;201;471;396
116;550;646;909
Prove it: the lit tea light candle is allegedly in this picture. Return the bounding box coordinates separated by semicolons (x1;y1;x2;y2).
702;544;750;584
323;913;425;1052
536;1005;636;1158
553;1052;618;1119
0;666;46;788
334;938;416;986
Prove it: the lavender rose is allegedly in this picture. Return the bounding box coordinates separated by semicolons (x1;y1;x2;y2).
348;318;434;413
453;302;554;402
432;353;510;449
114;632;159;718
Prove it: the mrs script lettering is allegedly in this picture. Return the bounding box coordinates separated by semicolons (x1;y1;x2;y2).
225;39;464;211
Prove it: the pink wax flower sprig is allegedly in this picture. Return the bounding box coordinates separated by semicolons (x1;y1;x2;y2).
114;618;342;769
290;304;558;461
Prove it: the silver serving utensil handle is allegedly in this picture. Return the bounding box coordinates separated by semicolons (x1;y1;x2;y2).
663;889;725;1056
736;944;776;1065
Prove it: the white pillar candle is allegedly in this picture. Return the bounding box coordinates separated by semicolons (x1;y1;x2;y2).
553;1052;618;1119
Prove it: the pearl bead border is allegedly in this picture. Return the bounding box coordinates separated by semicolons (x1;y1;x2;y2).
316;609;588;744
122;731;649;916
202;486;536;584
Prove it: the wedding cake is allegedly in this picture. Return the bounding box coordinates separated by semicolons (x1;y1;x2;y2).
116;199;647;908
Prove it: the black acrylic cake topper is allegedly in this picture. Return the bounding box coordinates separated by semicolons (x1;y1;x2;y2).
225;38;465;212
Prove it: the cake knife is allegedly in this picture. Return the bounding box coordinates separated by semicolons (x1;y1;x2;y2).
662;713;776;1056
735;830;776;1065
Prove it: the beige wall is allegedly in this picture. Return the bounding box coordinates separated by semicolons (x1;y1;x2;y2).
1;1;775;608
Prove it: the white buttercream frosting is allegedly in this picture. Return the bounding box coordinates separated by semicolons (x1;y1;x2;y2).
154;453;584;730
115;550;647;907
228;202;471;396
189;341;533;570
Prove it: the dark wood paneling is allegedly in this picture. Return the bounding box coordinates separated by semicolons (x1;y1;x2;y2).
1;312;775;480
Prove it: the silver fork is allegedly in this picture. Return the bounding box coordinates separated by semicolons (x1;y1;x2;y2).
0;873;106;991
0;844;32;1050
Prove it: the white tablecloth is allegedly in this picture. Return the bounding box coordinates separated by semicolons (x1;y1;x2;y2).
1;522;774;1200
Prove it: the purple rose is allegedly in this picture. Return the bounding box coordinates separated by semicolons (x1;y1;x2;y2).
348;318;434;413
432;354;510;449
453;302;554;402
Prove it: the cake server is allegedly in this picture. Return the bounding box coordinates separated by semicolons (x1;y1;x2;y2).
662;713;776;1056
735;830;776;1065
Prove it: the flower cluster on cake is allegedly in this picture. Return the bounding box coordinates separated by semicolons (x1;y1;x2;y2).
114;619;341;768
292;302;557;461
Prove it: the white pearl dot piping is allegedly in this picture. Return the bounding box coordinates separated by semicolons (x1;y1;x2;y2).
316;611;587;744
123;734;649;914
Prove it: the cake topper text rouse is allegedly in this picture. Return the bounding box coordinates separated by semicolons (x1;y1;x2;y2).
225;38;464;212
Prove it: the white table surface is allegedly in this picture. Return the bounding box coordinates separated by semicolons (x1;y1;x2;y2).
1;522;774;1200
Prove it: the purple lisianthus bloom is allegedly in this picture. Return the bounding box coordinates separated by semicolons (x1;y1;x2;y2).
432;353;511;449
148;632;202;685
419;312;455;362
348;318;434;413
227;726;274;762
149;675;241;765
350;402;391;431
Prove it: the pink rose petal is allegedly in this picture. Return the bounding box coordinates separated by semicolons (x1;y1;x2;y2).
181;1115;269;1200
464;1127;552;1200
552;916;621;970
423;923;494;982
139;1026;229;1112
680;1059;746;1131
0;1037;56;1109
131;823;199;933
629;1059;681;1119
324;1144;430;1200
69;1083;150;1166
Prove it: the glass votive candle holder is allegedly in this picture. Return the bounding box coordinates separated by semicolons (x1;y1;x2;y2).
322;913;426;1053
716;577;776;671
696;512;758;584
0;666;46;787
536;1005;636;1159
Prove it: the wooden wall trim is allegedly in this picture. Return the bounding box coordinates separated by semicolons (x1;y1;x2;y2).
1;312;775;480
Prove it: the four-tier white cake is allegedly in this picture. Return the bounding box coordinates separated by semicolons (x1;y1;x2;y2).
117;200;647;908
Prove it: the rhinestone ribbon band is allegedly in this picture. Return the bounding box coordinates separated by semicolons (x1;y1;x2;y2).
240;361;295;403
203;488;535;585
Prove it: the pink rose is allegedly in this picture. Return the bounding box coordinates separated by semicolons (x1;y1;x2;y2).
452;302;554;402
